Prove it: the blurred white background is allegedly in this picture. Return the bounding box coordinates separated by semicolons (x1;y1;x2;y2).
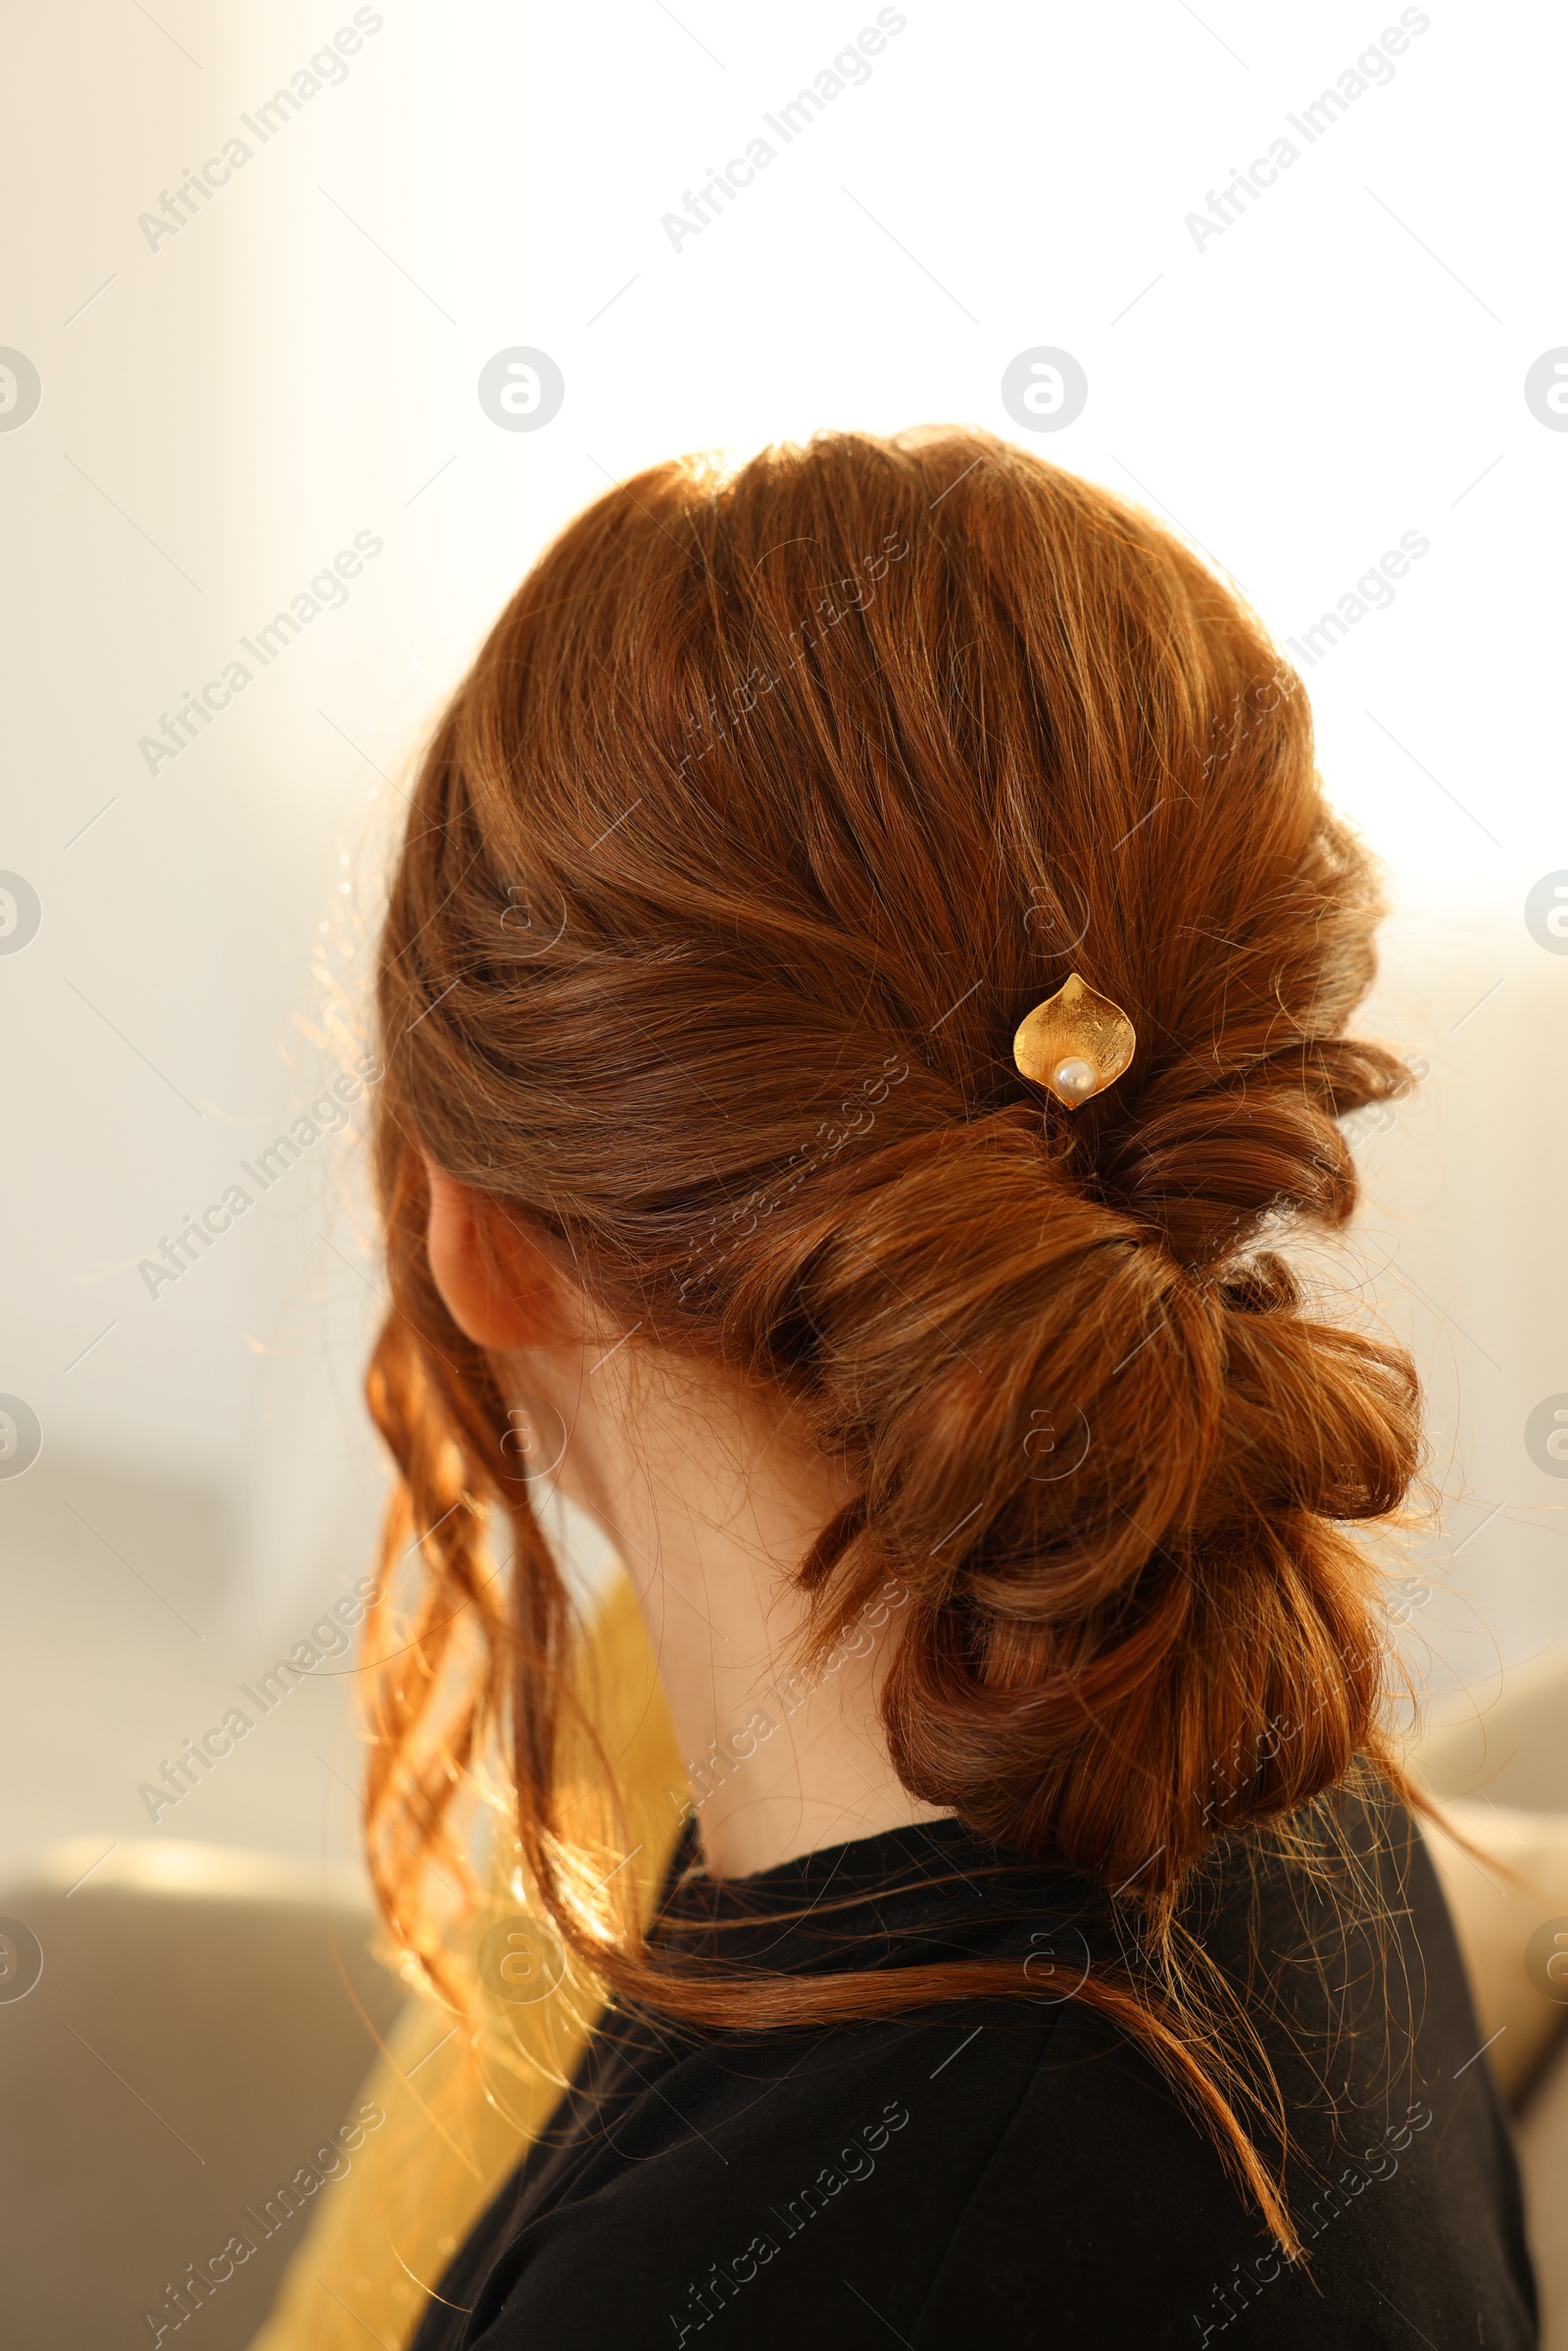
2;0;1564;1881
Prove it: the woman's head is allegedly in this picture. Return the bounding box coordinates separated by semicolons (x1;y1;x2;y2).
364;425;1427;2240
369;424;1416;1911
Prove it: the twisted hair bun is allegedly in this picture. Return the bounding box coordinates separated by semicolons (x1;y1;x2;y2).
738;1099;1414;1893
366;428;1421;2237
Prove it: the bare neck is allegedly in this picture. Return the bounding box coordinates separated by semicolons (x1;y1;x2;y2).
533;1343;946;1880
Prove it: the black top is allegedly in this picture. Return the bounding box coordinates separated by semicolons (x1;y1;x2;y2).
410;1788;1537;2348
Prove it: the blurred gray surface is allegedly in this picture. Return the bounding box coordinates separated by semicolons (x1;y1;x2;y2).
0;1841;403;2350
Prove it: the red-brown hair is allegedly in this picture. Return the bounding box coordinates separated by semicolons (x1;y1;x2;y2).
362;427;1421;2250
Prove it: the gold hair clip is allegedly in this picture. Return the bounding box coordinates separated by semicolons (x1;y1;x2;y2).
1012;973;1137;1109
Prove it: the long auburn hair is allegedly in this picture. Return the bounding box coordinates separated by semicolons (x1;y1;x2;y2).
361;426;1422;2253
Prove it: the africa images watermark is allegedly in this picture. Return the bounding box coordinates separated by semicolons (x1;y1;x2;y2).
136;1053;384;1300
136;532;383;777
135;9;386;254
135;1575;381;1824
1198;1613;1430;1837
669;2095;912;2343
1284;529;1430;669
662;8;908;253
673;1055;911;1306
1185;8;1432;254
1192;2098;1434;2341
671;534;911;780
141;2100;385;2344
671;1577;913;1826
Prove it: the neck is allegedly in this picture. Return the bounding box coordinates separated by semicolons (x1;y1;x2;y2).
520;1341;947;1880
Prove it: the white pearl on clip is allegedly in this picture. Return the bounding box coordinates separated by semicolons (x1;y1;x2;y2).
1012;973;1137;1112
1053;1056;1099;1102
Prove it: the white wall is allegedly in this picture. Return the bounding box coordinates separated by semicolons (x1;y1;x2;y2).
2;0;1563;1869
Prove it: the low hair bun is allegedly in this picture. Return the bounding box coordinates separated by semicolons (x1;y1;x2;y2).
775;1107;1417;1893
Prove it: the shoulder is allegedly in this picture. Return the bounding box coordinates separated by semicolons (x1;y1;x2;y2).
913;1791;1538;2346
459;2000;1059;2347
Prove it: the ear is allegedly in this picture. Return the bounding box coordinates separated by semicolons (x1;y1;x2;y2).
424;1162;574;1352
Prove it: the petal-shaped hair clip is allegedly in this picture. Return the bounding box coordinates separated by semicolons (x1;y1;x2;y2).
1012;973;1137;1109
